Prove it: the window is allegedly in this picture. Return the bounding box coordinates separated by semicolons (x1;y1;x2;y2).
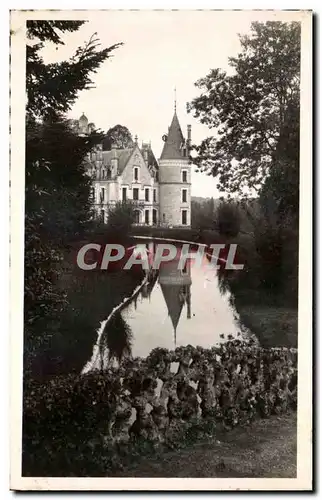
134;167;139;182
133;188;139;201
89;187;95;202
153;209;157;225
134;210;140;224
100;209;105;222
182;189;187;203
182;210;187;225
145;188;149;202
153;189;157;203
182;170;187;183
100;188;105;202
145;210;149;224
122;187;127;202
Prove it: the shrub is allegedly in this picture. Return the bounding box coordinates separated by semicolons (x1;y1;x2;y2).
216;201;241;237
23;341;297;476
106;201;139;243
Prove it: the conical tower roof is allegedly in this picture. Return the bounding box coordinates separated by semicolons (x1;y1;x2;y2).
160;284;185;334
79;113;88;123
160;111;185;160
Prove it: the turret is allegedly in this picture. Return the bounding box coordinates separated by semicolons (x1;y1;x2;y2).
111;146;118;177
79;113;88;135
159;104;192;227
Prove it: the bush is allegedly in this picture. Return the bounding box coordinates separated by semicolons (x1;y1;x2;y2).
106;201;138;243
216;201;241;237
23;341;297;476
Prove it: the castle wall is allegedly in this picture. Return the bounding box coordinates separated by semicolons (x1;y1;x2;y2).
120;147;159;225
159;159;191;227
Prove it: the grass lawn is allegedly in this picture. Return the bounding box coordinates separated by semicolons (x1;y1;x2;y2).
237;305;298;348
117;412;297;478
27;245;145;379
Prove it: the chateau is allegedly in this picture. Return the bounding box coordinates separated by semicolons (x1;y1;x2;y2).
72;107;192;227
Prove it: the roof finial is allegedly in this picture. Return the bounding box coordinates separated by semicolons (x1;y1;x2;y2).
174;86;177;112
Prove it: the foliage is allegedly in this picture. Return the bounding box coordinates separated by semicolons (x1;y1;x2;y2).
24;21;122;369
26;118;103;243
217;207;298;308
103;124;133;150
187;21;300;318
26;23;122;121
106;201;138;243
216;201;241;237
187;21;300;199
23;341;297;476
100;312;133;365
191;198;217;230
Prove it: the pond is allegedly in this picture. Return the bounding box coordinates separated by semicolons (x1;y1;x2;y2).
84;239;256;372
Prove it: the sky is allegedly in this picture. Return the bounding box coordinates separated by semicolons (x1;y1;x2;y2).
40;10;297;197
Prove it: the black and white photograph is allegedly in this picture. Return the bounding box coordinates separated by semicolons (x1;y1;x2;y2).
9;9;312;490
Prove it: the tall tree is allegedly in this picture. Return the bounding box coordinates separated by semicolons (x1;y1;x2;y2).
102;124;133;150
187;21;300;213
24;21;122;369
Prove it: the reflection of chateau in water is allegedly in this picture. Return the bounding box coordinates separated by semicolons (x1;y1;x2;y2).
158;259;192;346
85;243;255;369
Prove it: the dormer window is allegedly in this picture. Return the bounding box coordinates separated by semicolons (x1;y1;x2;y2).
134;167;139;182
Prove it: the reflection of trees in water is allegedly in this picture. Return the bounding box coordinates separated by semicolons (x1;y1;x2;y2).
99;312;133;367
216;266;231;295
205;252;230;295
140;270;159;301
216;266;238;310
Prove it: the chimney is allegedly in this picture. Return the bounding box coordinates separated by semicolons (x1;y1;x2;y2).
143;148;148;165
187;125;192;151
111;146;118;177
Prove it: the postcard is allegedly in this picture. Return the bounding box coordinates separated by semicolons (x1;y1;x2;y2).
10;8;312;491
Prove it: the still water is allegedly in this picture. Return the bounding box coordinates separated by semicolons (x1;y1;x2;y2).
85;241;254;371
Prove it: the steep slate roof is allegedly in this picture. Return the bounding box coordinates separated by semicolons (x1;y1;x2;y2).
160;111;185;160
102;144;159;175
102;148;133;174
79;113;88;123
141;143;159;170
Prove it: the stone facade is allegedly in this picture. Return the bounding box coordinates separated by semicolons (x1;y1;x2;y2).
72;110;192;227
159;160;191;226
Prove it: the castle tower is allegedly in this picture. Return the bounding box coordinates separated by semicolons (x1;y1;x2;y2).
158;258;192;347
159;105;191;227
79;112;89;135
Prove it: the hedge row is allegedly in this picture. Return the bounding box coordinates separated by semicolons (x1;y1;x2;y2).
23;340;297;476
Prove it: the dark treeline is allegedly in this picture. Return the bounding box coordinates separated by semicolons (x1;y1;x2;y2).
24;21;143;379
187;21;300;345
